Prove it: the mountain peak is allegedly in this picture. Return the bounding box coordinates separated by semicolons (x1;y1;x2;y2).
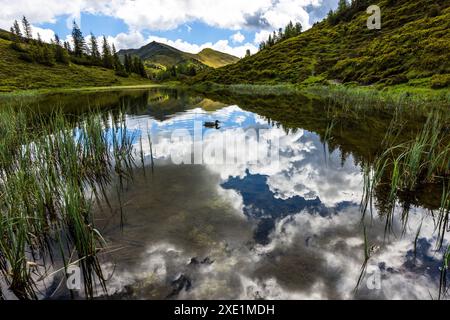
119;42;239;69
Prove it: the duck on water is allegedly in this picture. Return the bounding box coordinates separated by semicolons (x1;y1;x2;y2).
204;120;220;128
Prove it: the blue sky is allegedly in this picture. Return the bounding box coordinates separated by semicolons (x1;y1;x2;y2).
0;0;339;57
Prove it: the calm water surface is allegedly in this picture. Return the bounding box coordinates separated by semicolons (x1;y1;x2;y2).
21;88;447;300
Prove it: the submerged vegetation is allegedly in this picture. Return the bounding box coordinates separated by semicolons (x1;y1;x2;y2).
0;106;150;299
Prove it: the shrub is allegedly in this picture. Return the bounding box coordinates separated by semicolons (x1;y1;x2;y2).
18;52;33;63
431;74;450;89
29;45;55;67
55;46;70;65
115;69;129;78
428;5;441;18
10;42;27;53
70;56;97;66
0;30;12;41
387;74;408;85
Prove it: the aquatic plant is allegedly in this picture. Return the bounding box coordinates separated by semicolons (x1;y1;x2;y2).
358;110;450;298
307;85;450;113
0;106;138;299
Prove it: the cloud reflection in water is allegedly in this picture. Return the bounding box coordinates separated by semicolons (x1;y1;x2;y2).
94;103;447;300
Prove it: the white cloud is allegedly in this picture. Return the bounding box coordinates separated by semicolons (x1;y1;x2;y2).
254;30;272;45
0;0;326;55
231;31;245;44
108;31;257;58
0;0;325;33
260;0;317;30
32;26;55;42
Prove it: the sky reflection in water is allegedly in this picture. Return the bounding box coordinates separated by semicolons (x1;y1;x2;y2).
91;92;448;300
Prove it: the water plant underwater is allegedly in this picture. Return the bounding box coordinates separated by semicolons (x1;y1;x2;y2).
0;106;151;299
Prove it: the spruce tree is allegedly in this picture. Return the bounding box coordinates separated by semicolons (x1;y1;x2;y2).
138;59;147;77
111;44;123;71
42;45;55;66
338;0;348;14
71;21;85;57
13;20;22;38
124;54;132;73
54;34;69;64
89;33;100;61
22;16;32;40
101;36;114;69
294;22;302;35
54;34;61;46
63;41;72;53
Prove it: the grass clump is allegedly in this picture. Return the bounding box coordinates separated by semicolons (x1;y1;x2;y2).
0;107;138;299
360;111;449;254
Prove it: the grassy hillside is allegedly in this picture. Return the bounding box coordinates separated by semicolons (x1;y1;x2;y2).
119;41;199;67
195;48;240;68
0;31;151;92
194;0;450;89
119;41;239;69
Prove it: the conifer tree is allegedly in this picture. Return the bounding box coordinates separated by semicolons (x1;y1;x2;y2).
124;54;132;73
22;16;32;40
89;33;100;60
54;34;69;64
101;36;114;69
338;0;348;14
13;20;22;38
71;21;85;57
294;22;302;35
63;41;72;53
54;34;61;46
111;44;123;71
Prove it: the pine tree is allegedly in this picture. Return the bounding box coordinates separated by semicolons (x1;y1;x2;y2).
138;59;147;77
259;42;265;51
267;34;272;47
89;33;100;61
284;21;293;39
169;65;177;77
63;41;72;53
71;21;85;57
111;44;123;70
278;28;283;41
124;54;132;73
54;34;69;64
338;0;348;14
132;56;140;74
22;16;32;40
37;33;42;45
13;20;22;38
54;34;61;46
42;45;55;66
294;22;302;35
102;36;114;69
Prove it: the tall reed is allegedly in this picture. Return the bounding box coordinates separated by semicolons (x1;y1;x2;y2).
0;106;137;299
